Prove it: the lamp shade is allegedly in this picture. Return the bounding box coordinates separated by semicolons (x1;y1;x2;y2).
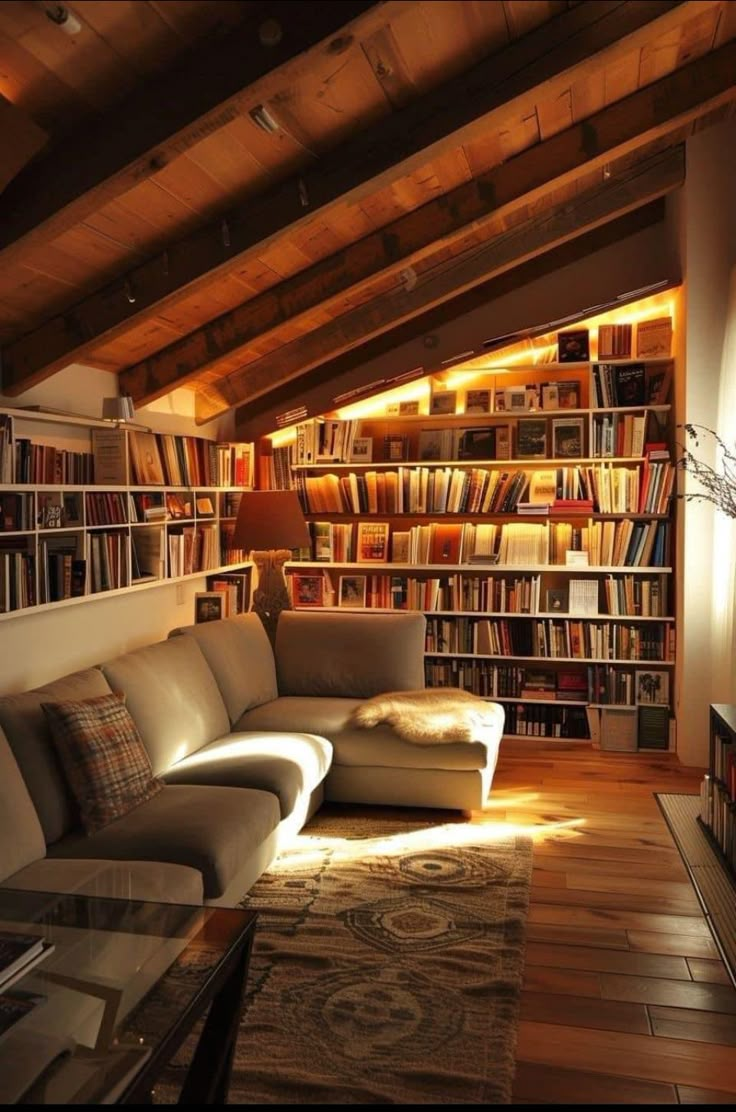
232;490;310;552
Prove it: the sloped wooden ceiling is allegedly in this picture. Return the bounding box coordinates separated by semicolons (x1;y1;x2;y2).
0;0;735;426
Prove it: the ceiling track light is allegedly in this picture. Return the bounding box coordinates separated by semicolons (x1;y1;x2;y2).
36;2;82;36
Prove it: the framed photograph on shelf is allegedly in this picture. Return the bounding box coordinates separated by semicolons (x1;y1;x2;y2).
464;388;492;415
357;521;390;563
545;587;568;613
338;575;367;608
557;381;581;409
429;389;458;416
291;573;325;608
195;592;225;624
398;400;420;416
516;417;548;459
635;669;670;705
350;437;373;463
552;417;585;458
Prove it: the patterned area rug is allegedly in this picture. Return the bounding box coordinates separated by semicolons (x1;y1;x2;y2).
158;810;533;1104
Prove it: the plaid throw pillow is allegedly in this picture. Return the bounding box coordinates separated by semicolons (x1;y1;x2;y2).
42;692;163;835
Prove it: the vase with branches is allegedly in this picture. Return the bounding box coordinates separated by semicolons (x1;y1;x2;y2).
676;423;736;519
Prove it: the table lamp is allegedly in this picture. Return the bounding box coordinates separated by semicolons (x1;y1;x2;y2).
231;490;310;645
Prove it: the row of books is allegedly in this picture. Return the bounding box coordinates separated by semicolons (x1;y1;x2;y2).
587;664;670;706
293;418;360;464
125;433;254;489
85;491;128;526
700;775;736;869
498;703;590;738
88;531;127;593
591;360;672;408
39;541;85;602
0;549;35;612
0;493;34;532
14;438;94;486
167;525;219;578
294;461;673;516
424;616;674;660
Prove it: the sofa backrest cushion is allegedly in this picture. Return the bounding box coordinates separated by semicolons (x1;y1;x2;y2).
0;667;113;845
0;723;46;882
275;611;427;698
169;614;278;724
101;636;230;775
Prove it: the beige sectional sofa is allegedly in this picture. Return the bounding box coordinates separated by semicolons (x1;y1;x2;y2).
0;610;504;909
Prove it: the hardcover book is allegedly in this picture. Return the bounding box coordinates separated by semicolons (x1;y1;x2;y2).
357;522;390;562
614;363;646;406
516;418;548;459
636;316;672;358
457;427;495;460
430;523;463;564
557;329;589;362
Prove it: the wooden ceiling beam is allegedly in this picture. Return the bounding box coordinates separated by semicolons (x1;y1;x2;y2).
193;145;684;423
0;1;381;264
128;34;734;410
0;0;694;395
232;202;671;442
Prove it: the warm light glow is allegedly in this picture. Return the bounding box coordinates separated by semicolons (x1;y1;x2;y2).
333;379;430;421
266;813;585;872
172;733;326;784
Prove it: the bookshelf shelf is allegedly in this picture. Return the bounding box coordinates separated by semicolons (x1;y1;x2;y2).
0;412;255;619
263;300;677;750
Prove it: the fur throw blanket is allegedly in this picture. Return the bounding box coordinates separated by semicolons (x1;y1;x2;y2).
348;689;504;746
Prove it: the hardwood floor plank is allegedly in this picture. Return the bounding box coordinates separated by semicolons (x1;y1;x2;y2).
526;923;629;950
627;930;720;958
516;1020;736;1090
530;885;701;917
532;854;686;880
525;942;691;980
599;973;736;1013
520;991;650;1034
649;1004;736;1045
677;1083;736;1103
686;957;732;985
563;873;699;901
522;966;602;998
512;1061;677;1104
528;905;711;934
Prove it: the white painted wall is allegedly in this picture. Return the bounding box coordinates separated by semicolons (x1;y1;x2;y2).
676;119;736;767
0;365;237;694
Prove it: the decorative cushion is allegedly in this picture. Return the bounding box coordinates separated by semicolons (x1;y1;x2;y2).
41;693;163;835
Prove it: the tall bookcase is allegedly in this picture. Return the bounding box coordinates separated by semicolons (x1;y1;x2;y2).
0;407;254;620
260;294;678;751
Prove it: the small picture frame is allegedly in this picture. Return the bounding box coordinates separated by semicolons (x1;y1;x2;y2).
545;587;568;613
464;388;492;415
504;386;528;412
291;574;325;608
635;669;670;705
398;400;420;416
541;383;559;410
195;592;225;624
565;550;589;567
429;389;458;416
552;417;585;459
338;574;367;608
557;381;581;409
350;437;373;463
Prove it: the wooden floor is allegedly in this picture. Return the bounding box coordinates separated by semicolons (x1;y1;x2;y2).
482;739;736;1105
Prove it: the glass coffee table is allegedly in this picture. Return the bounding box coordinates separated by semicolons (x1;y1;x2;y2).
0;887;256;1104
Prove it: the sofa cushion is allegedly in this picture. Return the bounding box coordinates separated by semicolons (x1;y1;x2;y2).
169;614;278;723
275;611;427;697
101;636;230;775
0;668;113;845
47;783;280;900
41;693;163;834
0;724;46;883
237;697;493;771
162;731;333;819
3;857;203;906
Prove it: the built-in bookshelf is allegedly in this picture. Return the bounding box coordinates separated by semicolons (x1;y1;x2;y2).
700;705;736;877
260;295;678;750
0;408;254;620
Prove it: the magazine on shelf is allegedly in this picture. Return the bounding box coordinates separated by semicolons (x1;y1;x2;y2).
0;933;54;993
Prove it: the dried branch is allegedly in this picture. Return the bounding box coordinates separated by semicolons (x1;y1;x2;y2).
676;423;736;519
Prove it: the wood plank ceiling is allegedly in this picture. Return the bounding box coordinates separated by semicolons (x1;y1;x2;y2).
0;0;735;427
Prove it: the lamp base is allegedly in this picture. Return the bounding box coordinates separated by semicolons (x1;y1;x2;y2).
250;549;292;646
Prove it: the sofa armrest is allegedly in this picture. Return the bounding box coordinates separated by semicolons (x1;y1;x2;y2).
275;611;426;698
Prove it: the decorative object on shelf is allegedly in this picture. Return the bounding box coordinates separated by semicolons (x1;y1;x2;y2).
291;573;326;608
636;315;673;358
676;423;736;519
429;389;458;416
101;396;135;424
464;388;492;414
516;418;547;459
349;436;373;463
195;592;225;623
338;574;367;608
232;490;310;645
